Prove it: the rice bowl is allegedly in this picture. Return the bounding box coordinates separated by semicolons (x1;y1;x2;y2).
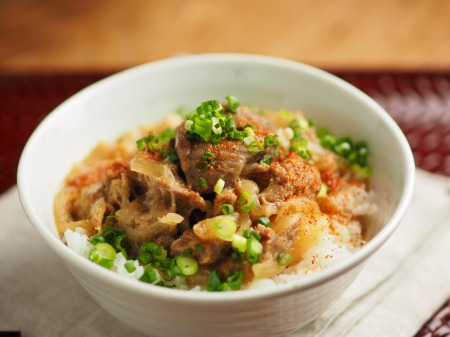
17;54;414;337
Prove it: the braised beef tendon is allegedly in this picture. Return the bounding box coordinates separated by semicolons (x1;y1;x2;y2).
124;151;206;251
176;125;251;194
175;125;273;194
57;96;375;291
259;152;322;206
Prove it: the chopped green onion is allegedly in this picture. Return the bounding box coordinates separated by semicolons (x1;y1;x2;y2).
260;155;272;165
89;243;116;269
163;149;179;164
176;256;198;276
246;237;263;264
197;177;207;187
316;128;371;176
232;234;247;253
205;269;244;292
316;183;329;199
157;257;178;281
138;252;152;265
195;244;205;252
183;248;193;257
289;118;309;137
104;215;118;225
136;138;147;151
124;261;137;273
352;164;372;178
243;136;255;146
205;270;223;292
203;151;215;164
191;117;213;142
159;128;176;144
224;116;236;131
231;250;244;262
139;265;157;283
212;216;237;241
115;235;131;258
184;120;194;131
248;141;264;153
141;242;168;262
257;216;271;227
290;139;311;160
89;233;106;245
264;135;278;147
221;203;234;215
103;226;122;243
210;134;223;144
226;270;244;290
211;117;223;135
237;192;255;213
242;229;261;241
277;253;292;266
214;178;225;194
228;129;246;140
135;132;162;152
225;95;240;113
92;225;130;258
334;141;352;156
199;100;223;114
244;126;255;137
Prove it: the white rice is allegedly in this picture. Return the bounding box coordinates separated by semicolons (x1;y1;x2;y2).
64;228;93;258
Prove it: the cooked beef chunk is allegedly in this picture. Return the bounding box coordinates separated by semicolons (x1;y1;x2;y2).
114;151;206;251
170;229;229;265
212;188;238;216
259;152;321;205
176;125;268;193
234;105;275;135
240;162;272;189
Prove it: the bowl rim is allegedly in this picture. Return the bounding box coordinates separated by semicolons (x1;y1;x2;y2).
17;53;415;304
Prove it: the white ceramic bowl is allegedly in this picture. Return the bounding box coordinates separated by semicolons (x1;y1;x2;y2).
17;54;415;337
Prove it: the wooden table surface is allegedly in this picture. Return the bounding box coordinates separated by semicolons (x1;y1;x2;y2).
1;0;450;73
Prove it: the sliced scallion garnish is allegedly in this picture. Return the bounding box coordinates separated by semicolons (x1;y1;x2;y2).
244;125;255;137
264;135;278;147
248;141;264;153
231;234;247;253
221;203;234;215
257;216;271;227
211;216;237;241
290;139;311;160
197;177;207;187
246;237;263;264
203;151;215;164
176;256;199;276
88;243;116;269
226;270;244;290
139;265;157;283
277;253;292;266
124;261;137;273
214;178;225;194
225;95;240;113
195;244;205;252
237;192;255;213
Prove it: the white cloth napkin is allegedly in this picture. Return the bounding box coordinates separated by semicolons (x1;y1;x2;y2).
1;169;449;337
